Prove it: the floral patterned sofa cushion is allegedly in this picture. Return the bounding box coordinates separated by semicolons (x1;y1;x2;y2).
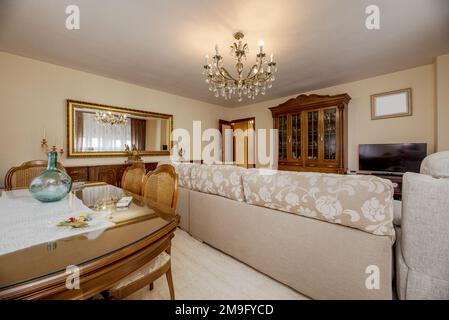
242;169;395;239
162;162;194;189
190;164;246;201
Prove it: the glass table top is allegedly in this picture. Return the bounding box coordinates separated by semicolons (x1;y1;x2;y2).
0;183;176;290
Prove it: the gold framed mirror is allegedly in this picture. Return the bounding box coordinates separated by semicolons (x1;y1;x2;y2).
67;100;173;158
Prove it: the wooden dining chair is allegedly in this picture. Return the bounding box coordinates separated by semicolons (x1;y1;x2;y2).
108;164;178;300
141;164;178;209
120;163;146;195
4;160;66;191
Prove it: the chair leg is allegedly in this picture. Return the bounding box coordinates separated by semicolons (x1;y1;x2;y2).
149;282;154;291
166;268;175;300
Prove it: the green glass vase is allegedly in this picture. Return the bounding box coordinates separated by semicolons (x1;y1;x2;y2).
29;151;72;202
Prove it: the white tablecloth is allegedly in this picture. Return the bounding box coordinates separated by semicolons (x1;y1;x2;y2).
0;189;114;256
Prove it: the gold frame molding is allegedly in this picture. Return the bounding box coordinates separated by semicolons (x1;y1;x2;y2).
67;99;173;158
371;88;412;120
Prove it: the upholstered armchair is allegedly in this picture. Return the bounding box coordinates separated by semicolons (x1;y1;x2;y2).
395;151;449;299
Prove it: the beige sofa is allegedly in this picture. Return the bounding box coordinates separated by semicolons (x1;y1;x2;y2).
395;151;449;300
170;162;395;300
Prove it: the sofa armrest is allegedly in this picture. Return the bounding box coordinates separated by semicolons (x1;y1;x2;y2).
401;172;449;280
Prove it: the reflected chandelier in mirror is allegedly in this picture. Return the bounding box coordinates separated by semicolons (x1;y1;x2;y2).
95;111;129;126
67;100;173;157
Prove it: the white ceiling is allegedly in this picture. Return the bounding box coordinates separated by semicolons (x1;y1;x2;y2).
1;0;448;107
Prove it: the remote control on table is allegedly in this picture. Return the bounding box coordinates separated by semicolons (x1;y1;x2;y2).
116;196;133;208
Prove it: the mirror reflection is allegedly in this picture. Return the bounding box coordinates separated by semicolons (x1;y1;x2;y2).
68;100;172;157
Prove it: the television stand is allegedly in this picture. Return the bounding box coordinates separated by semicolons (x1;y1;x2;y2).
357;172;403;200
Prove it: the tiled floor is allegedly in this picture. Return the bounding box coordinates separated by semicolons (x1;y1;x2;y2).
127;228;308;300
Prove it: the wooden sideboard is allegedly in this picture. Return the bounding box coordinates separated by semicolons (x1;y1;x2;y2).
66;163;158;187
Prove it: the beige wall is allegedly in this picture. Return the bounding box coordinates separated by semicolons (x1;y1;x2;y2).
0;51;443;187
0;52;227;187
145;119;160;151
145;118;169;151
436;54;449;151
228;64;436;170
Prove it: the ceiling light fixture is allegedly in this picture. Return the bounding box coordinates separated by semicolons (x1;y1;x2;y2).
95;111;128;126
203;31;277;102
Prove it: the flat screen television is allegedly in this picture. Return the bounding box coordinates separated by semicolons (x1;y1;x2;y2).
359;143;427;175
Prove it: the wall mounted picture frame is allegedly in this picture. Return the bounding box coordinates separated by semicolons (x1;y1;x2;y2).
371;88;412;120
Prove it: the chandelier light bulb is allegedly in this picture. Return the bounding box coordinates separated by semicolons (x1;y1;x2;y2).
202;32;277;102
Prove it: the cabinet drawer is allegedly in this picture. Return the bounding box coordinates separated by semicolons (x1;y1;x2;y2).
66;167;88;182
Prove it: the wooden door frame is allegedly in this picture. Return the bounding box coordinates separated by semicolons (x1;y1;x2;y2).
219;119;233;164
218;117;256;168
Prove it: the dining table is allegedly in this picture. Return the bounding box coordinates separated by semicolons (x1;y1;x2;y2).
0;182;179;300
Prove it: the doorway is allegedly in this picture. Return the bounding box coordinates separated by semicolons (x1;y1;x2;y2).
219;117;255;168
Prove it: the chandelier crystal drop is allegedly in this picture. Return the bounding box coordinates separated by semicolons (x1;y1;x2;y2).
95;111;128;126
203;32;277;102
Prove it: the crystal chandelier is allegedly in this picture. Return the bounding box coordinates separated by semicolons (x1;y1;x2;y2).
95;111;128;126
203;32;277;102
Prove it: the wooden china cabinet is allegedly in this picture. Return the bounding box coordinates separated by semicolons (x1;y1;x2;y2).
270;94;351;174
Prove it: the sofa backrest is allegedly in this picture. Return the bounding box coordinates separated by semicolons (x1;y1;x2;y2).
167;162;195;189
168;162;395;239
190;164;246;202
420;151;449;179
242;169;395;239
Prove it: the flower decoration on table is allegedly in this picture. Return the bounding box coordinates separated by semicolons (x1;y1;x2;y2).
57;214;93;228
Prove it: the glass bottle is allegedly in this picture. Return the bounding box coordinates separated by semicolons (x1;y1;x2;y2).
29;151;72;202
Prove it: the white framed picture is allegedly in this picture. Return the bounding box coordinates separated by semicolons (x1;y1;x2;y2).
371;88;412;120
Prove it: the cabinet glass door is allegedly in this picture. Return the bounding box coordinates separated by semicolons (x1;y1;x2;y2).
307;110;319;160
291;113;301;160
323;109;337;160
278;115;288;160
